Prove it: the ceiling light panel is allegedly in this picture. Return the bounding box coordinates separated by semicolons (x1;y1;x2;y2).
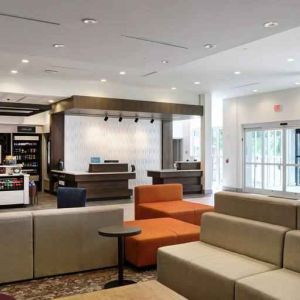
82;18;98;24
264;21;279;28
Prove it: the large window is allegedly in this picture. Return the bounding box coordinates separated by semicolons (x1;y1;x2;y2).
172;118;201;163
244;125;300;196
212;127;223;189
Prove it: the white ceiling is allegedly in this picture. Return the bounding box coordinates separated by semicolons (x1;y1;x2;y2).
0;92;61;105
0;0;300;101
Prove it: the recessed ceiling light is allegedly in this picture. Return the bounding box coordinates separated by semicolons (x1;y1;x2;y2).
204;44;216;49
100;78;107;82
21;59;29;63
194;81;201;85
171;87;177;90
48;99;55;103
295;82;300;85
287;58;295;62
119;71;126;75
161;60;169;64
234;71;241;75
53;44;65;48
253;89;258;92
263;21;279;28
11;70;18;74
82;18;98;24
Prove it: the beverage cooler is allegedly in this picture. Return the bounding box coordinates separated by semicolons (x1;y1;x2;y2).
13;134;42;190
0;174;29;205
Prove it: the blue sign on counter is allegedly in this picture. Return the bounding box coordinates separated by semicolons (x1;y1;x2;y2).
90;157;101;164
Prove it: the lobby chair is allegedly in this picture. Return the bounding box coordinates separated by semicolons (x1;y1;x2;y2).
135;184;213;225
57;187;87;208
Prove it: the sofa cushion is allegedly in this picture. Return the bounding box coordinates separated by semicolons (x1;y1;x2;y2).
283;230;300;273
0;212;33;283
33;206;123;278
215;191;298;229
138;201;213;225
135;184;183;204
158;241;277;300
125;218;199;267
236;269;300;300
201;212;289;266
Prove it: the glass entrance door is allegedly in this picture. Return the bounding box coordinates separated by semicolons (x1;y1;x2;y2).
244;127;284;195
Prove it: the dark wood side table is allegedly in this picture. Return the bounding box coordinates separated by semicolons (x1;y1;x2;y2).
0;293;16;300
98;225;141;289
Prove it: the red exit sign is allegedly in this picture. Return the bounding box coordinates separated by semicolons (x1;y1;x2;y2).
274;104;281;112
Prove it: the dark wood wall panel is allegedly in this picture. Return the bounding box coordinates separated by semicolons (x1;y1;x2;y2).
162;120;173;169
50;113;65;169
52;95;203;116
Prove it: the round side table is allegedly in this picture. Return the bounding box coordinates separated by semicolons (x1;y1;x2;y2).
98;225;141;289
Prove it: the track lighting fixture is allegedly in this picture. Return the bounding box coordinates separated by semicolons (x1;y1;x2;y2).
134;117;139;123
104;115;108;121
119;116;123;122
150;118;154;124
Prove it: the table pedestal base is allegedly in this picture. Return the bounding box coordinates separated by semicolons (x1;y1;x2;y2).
104;279;136;289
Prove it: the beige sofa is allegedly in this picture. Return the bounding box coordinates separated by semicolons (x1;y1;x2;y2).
157;191;300;300
0;212;33;284
236;230;300;299
0;205;123;283
215;191;299;228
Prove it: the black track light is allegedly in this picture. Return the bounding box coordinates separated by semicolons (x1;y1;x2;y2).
150;118;154;124
134;117;139;123
119;116;123;122
104;115;108;121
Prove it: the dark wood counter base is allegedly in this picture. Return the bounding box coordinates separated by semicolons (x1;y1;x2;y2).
147;170;203;194
51;171;136;200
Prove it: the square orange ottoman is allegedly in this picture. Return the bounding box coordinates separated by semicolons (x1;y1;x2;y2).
125;218;200;267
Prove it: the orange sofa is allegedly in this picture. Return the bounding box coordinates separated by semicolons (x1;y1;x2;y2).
125;218;200;267
135;184;213;225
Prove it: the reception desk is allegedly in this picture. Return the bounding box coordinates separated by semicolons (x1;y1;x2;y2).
51;163;136;200
147;169;203;194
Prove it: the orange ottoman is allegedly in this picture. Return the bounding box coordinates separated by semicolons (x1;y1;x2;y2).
125;218;200;267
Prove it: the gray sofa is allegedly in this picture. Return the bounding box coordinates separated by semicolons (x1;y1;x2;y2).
0;206;123;284
0;212;33;284
157;191;300;300
236;230;300;299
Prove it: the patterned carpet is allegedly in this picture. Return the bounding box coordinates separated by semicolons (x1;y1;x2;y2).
0;267;156;300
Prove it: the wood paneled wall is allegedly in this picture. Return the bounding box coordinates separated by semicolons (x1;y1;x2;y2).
50;113;65;169
162;120;173;169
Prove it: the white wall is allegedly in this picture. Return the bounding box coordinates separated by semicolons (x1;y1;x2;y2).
201;93;213;193
64;115;161;187
223;86;300;189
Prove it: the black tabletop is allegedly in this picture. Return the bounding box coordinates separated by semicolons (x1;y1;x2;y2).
98;225;141;237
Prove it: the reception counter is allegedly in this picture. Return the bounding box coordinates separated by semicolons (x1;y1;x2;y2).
51;167;136;200
147;169;203;194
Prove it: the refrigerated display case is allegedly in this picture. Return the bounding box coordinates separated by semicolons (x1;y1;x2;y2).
13;134;42;190
0;173;29;205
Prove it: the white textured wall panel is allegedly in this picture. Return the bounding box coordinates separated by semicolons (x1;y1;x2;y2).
65;115;161;187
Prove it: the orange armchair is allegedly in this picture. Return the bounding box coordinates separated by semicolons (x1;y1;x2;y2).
134;184;213;225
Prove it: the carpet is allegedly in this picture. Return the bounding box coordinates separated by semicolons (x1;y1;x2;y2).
0;267;156;300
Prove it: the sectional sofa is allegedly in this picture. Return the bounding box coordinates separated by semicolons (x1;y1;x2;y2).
158;191;300;300
0;206;123;284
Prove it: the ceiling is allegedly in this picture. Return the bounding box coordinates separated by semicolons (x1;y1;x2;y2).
0;0;300;101
0;92;61;105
